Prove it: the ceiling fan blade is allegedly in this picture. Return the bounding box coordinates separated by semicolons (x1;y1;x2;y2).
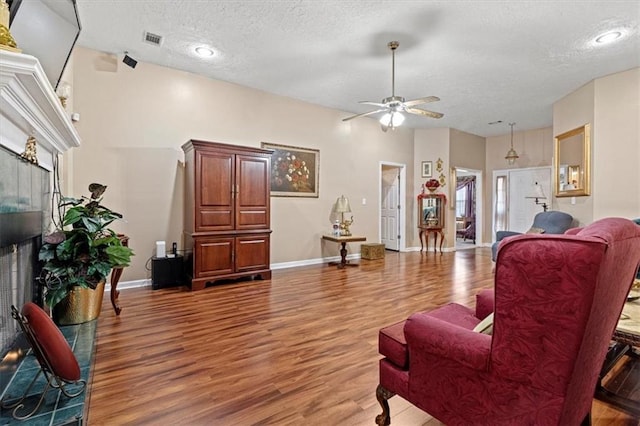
342;109;387;122
403;96;440;107
406;108;444;119
359;101;387;107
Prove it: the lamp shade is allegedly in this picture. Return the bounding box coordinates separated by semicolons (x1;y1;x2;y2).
531;183;546;199
379;112;405;128
334;195;352;213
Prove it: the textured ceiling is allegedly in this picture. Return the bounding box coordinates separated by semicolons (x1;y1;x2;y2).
75;0;639;137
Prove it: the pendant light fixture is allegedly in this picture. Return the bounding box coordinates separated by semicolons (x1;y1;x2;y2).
505;122;519;165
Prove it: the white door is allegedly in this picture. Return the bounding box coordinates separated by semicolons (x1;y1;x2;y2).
381;168;400;250
508;170;535;233
497;167;552;234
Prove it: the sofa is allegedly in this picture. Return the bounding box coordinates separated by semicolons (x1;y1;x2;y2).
491;210;574;261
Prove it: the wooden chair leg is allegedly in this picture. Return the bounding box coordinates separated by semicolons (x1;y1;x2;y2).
375;384;395;426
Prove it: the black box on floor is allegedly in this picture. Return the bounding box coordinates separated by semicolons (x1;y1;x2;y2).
151;255;184;290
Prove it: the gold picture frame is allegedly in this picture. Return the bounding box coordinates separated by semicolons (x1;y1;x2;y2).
449;167;457;209
554;123;591;197
261;142;320;197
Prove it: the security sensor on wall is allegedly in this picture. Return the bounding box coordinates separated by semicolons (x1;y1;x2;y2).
122;52;137;69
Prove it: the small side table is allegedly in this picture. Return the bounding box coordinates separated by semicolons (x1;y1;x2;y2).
418;226;444;253
322;235;366;268
109;234;129;315
151;255;185;289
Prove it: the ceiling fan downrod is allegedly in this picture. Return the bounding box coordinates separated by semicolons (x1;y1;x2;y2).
388;41;399;98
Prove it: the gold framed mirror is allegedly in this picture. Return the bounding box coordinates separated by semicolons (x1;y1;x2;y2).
554;123;590;197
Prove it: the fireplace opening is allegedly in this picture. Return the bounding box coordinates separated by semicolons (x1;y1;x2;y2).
0;234;43;392
0;145;50;393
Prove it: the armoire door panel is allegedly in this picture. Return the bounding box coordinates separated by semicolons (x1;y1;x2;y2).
196;151;234;231
198;152;233;206
235;235;270;272
236;155;270;229
195;237;234;277
236;155;269;206
237;211;268;227
199;210;233;228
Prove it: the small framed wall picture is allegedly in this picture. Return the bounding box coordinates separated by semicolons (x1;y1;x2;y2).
421;161;432;178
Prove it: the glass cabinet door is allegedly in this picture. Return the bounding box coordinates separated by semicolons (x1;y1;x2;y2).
418;194;445;228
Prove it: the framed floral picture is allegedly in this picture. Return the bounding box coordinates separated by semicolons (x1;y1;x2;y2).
261;142;320;197
421;161;433;178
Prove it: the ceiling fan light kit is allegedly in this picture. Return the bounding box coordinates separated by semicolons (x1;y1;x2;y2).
380;111;405;128
343;41;443;132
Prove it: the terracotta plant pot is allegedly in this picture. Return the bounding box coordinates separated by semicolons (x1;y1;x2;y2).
52;280;105;325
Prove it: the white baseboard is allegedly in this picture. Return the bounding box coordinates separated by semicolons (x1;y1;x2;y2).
109;245;483;289
106;256;359;289
105;279;151;291
270;254;360;270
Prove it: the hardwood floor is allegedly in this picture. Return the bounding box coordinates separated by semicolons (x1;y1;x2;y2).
87;248;638;425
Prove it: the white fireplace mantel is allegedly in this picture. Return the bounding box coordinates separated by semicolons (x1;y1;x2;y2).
0;50;80;171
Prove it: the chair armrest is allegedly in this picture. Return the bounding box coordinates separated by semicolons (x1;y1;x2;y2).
475;289;495;320
564;227;582;235
404;313;491;372
496;230;522;241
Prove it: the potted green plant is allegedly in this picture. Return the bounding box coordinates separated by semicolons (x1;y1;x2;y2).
39;183;134;324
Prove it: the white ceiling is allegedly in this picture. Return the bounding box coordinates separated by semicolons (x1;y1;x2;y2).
75;0;639;137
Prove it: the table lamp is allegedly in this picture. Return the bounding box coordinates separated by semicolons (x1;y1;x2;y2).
333;195;353;236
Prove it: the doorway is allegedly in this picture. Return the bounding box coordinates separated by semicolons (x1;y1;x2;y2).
379;162;406;251
453;168;483;250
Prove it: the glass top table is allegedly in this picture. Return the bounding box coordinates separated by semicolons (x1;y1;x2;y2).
615;294;640;346
595;287;640;417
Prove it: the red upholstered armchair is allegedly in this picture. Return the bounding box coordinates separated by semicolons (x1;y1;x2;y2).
376;218;640;425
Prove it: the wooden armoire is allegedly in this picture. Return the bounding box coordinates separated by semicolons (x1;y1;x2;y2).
182;140;272;291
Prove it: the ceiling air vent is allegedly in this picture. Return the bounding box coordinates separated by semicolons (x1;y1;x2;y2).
143;31;163;46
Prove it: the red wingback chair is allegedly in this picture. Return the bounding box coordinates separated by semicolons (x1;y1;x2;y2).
376;217;640;425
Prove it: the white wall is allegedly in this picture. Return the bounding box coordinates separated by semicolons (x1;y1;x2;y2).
592;68;640;219
553;67;640;225
553;80;596;225
485;127;553;242
70;47;415;282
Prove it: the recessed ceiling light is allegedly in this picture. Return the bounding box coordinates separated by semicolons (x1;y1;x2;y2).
195;46;214;58
594;31;623;44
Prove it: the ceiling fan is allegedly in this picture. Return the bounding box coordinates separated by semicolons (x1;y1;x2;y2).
342;41;443;132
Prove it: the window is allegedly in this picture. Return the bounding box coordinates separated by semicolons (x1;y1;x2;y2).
494;175;507;233
456;187;467;218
